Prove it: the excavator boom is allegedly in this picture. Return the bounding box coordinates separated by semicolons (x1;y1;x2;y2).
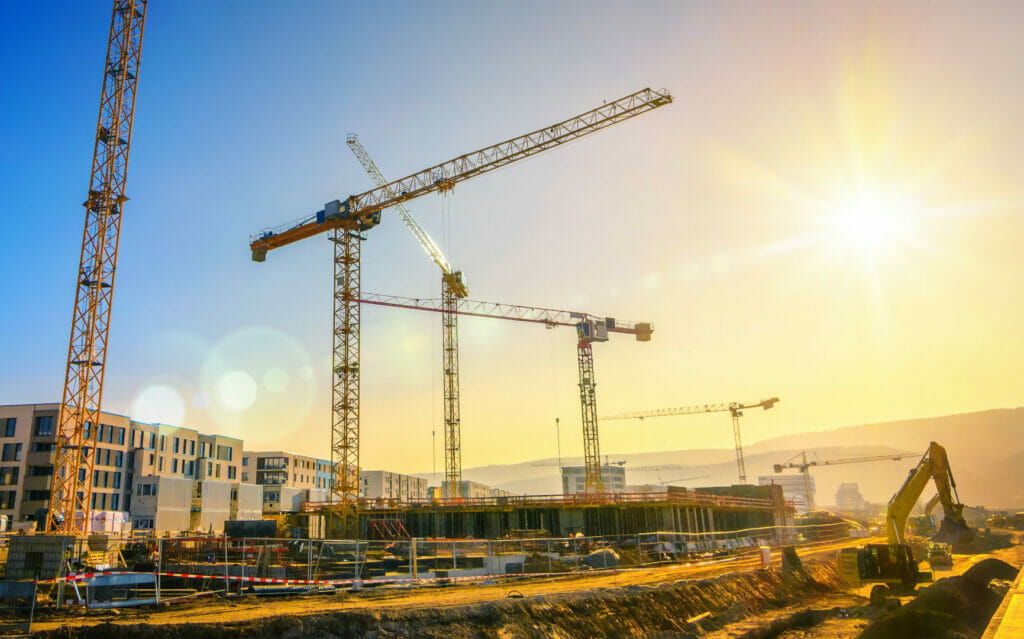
885;441;973;546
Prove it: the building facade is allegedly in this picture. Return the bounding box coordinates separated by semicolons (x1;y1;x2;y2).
561;465;627;494
835;483;866;511
432;480;512;500
360;470;428;502
0;403;245;532
242;451;333;514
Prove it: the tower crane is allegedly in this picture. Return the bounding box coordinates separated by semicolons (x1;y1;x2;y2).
601;398;779;485
47;0;148;534
346;135;468;501
250;88;671;537
773;451;918;512
360;292;653;494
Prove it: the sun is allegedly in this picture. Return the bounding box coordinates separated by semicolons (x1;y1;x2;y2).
827;187;917;255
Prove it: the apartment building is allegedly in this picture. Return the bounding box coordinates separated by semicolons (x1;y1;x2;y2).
0;403;246;531
560;465;627;495
360;470;428;502
242;451;331;514
433;480;512;500
131;476;262;533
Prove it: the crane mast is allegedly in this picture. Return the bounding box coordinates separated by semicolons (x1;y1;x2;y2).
252;88;671;536
601;398;779;484
46;0;148;534
360;293;652;494
346;136;468;501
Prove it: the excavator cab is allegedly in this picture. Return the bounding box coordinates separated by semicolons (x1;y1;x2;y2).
838;544;932;592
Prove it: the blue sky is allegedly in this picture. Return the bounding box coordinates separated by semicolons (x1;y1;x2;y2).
2;2;1022;474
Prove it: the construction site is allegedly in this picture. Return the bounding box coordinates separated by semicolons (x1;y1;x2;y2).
1;1;1023;637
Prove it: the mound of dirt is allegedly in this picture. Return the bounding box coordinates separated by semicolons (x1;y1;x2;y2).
859;558;1019;639
38;564;844;639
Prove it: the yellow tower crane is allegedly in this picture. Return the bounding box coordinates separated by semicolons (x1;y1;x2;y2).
346;135;468;501
250;89;672;536
360;293;652;495
601;398;779;485
773;451;918;512
47;0;148;534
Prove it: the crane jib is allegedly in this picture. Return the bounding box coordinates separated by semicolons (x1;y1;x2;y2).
250;87;672;259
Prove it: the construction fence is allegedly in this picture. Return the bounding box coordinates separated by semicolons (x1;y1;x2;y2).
14;521;858;613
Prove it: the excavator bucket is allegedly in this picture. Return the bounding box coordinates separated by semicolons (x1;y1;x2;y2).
933;516;975;546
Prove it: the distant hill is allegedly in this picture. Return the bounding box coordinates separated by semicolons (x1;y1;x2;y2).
412;407;1024;509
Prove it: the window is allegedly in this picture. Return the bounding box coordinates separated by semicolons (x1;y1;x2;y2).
115;451;123;467
0;490;15;509
227;447;233;462
1;444;22;462
33;416;54;437
98;424;105;442
228;466;236;480
172;459;178;473
189;440;195;456
91;493;97;509
23;490;49;502
199;442;206;458
159;435;165;451
242;472;249;482
103;448;111;466
106;425;115;443
148;433;156;449
79;468;86;482
207;462;212;476
242;457;249;466
0;467;18;485
93;470;100;487
173;437;180;454
117;427;125;445
84;421;92;441
158;457;164;472
113;472;121;489
215;464;221;478
28;466;52;477
188;461;194;476
111;493;119;511
2;418;15;437
32;442;54;453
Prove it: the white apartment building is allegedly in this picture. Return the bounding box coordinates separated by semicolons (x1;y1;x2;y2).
561;465;627;494
359;470;428;502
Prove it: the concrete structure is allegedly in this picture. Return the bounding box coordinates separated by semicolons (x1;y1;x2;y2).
759;474;815;514
349;484;793;539
360;470;428;502
835;482;866;511
0;403;245;532
561;465;627;494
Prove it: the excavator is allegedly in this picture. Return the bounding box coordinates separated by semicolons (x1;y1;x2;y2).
838;441;974;592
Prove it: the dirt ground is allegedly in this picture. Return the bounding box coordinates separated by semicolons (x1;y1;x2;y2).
706;532;1024;639
31;534;1024;638
32;536;866;635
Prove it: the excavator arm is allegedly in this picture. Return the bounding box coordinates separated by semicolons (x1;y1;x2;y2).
885;441;973;545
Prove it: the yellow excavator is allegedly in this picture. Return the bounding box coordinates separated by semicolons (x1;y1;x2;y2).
838;441;974;592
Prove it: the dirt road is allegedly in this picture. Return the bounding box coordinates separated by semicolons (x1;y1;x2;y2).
33;535;875;633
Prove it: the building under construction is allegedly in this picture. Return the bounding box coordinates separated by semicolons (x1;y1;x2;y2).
308;484;793;540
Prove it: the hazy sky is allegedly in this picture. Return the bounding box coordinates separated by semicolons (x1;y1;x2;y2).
2;1;1021;475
